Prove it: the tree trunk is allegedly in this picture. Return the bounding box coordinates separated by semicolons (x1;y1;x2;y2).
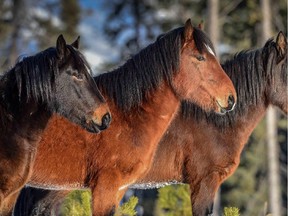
261;0;281;215
207;0;219;56
5;0;26;67
266;108;281;216
207;0;220;215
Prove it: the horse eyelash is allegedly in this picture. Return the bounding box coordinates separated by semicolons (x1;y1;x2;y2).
196;55;205;61
190;54;205;61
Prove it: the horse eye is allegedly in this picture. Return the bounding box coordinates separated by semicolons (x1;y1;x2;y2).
196;55;205;61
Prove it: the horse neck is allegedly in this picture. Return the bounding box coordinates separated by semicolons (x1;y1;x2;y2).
18;103;51;139
137;81;180;121
220;104;268;151
105;80;180;159
219;49;272;147
0;73;51;145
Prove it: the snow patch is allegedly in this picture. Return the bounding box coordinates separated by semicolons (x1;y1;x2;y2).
129;180;182;190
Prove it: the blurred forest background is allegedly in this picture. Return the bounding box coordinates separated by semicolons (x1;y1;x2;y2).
0;0;287;215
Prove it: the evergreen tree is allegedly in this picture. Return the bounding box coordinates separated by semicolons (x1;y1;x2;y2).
29;0;62;49
102;0;157;59
223;207;240;216
115;196;139;216
101;0;207;60
31;0;81;49
0;0;82;68
59;190;92;216
155;185;192;216
60;0;81;42
0;0;26;70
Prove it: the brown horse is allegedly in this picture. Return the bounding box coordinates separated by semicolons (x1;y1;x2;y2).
129;31;287;215
0;35;111;215
16;19;236;216
14;32;287;216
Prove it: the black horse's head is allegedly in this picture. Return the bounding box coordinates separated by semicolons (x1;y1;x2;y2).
263;32;287;114
51;35;111;133
1;36;111;133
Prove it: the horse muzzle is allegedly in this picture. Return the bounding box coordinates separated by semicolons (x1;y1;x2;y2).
216;94;236;115
85;112;112;133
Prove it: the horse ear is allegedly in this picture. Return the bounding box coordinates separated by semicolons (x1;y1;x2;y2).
71;36;80;49
184;18;194;42
276;31;287;58
56;34;67;58
198;20;204;30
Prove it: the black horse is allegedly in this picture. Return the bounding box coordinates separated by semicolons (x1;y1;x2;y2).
0;35;111;215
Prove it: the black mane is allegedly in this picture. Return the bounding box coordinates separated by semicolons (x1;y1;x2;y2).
94;26;214;111
0;44;93;107
181;38;285;128
1;47;59;104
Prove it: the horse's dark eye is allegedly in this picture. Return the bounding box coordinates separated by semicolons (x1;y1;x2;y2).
196;55;205;61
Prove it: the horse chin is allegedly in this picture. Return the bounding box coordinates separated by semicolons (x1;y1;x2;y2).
215;102;228;115
214;107;227;115
215;99;236;115
83;121;101;134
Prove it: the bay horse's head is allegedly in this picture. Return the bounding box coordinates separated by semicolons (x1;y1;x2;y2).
171;19;236;114
52;35;111;132
263;32;287;114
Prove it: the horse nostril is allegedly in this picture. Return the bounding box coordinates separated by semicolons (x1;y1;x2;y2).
227;95;235;110
101;113;112;128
